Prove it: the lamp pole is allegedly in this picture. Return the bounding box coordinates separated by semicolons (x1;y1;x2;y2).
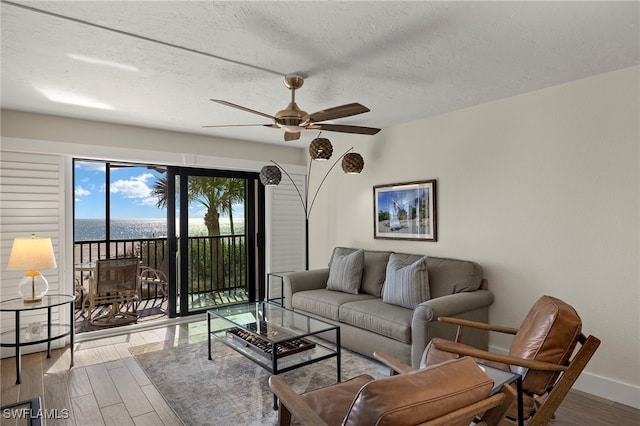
267;147;358;270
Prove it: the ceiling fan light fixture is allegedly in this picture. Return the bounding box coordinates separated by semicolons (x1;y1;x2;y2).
309;137;333;161
280;124;305;133
259;165;282;186
342;152;364;174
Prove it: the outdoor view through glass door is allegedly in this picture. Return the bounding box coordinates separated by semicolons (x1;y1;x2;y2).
171;167;259;315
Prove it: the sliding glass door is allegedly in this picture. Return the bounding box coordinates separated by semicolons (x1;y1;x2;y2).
73;159;264;323
167;167;264;316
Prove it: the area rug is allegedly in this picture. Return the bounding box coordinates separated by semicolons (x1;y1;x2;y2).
130;335;388;425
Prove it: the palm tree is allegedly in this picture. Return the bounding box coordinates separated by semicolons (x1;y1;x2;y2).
151;176;245;236
223;179;245;234
150;175;247;294
151;176;168;208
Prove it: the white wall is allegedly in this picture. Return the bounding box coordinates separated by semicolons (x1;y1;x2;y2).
310;66;640;408
0;110;306;167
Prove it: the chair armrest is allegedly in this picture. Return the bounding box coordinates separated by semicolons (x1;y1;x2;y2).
283;269;329;309
475;383;516;426
432;340;569;372
268;376;328;426
372;351;415;375
140;267;168;282
438;316;519;335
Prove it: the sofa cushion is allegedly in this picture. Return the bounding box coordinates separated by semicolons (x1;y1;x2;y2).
330;247;392;297
382;254;430;309
425;256;483;298
327;249;364;294
343;357;494;426
339;299;413;343
292;289;375;321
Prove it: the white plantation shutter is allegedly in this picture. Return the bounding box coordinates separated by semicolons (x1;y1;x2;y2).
0;151;65;357
267;172;306;275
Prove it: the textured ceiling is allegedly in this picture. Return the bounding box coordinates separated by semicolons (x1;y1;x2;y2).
1;1;638;147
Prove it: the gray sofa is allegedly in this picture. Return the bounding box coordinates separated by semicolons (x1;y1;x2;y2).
283;247;494;368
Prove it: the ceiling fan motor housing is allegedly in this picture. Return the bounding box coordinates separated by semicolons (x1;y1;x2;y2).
275;102;307;131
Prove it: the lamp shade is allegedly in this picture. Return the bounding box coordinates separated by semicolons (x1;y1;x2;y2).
342;152;364;174
259;165;282;186
309;137;333;161
7;234;57;271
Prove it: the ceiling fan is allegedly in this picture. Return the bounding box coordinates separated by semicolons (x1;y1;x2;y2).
204;75;381;141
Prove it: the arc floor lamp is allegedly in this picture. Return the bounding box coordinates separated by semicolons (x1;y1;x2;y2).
260;136;364;270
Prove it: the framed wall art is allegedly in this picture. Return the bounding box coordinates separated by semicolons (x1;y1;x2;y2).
373;179;437;241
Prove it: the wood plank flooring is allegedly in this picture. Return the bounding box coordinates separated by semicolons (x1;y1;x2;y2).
1;318;638;425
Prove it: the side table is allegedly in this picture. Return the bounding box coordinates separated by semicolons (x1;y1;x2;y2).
479;363;524;426
0;294;75;384
265;271;295;305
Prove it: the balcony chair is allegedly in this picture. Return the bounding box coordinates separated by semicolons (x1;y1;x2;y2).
140;256;169;301
269;356;516;426
87;258;140;327
421;295;600;426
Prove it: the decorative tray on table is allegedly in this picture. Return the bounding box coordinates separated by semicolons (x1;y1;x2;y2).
226;326;316;359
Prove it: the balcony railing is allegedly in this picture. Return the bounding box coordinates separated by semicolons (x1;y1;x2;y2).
74;235;247;301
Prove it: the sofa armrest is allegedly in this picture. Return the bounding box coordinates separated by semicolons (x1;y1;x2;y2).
414;290;495;322
411;290;494;367
283;268;329;309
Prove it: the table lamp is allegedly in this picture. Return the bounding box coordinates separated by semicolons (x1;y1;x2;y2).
7;234;57;303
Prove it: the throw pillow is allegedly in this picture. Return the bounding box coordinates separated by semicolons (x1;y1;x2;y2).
328;247;392;297
382;254;430;309
326;249;365;294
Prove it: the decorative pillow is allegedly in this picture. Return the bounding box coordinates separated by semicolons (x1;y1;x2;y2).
326;249;364;294
382;254;429;308
329;247;392;297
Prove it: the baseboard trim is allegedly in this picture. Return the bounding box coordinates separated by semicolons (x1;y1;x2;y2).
572;370;640;410
489;344;640;410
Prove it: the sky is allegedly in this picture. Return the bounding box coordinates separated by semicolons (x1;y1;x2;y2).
74;161;245;220
74;161;167;219
376;186;428;214
74;161;247;221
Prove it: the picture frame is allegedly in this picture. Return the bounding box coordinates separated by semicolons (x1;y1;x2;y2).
373;179;437;241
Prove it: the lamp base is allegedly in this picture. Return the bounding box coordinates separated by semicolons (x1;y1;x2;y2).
18;273;48;303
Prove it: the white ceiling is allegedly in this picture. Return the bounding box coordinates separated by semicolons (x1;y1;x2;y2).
1;1;638;147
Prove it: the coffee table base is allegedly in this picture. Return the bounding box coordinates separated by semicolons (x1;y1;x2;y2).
207;302;341;410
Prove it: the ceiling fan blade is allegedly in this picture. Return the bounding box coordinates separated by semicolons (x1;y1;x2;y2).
202;123;273;128
284;132;301;141
304;103;370;123
210;99;276;120
312;123;381;135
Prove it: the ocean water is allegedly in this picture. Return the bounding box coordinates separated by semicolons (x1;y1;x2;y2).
74;218;244;241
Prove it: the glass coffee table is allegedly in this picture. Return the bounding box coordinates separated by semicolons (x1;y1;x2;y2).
207;301;341;409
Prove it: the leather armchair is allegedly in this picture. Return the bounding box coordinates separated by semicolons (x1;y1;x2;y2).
422;295;600;426
269;356;515;426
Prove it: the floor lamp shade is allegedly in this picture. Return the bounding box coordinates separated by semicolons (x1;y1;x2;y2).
260;165;282;186
342;152;364;174
309;137;333;160
7;234;57;302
